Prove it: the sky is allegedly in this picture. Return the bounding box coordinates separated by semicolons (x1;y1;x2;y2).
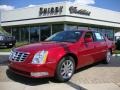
0;0;120;12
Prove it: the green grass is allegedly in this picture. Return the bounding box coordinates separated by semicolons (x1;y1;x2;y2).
0;48;12;52
15;41;29;47
113;50;120;54
0;41;29;52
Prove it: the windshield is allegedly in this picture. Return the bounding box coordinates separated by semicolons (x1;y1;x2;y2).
46;31;82;42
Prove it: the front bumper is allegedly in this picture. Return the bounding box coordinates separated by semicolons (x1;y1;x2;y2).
0;40;16;46
8;61;57;78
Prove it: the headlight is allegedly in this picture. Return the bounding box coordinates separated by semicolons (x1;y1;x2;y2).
32;50;48;64
0;36;4;40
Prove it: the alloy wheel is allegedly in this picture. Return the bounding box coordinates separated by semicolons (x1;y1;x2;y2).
60;59;74;79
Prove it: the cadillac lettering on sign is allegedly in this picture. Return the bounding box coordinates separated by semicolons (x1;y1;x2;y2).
39;6;63;16
69;6;91;16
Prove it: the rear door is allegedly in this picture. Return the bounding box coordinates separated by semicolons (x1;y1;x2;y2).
93;32;107;61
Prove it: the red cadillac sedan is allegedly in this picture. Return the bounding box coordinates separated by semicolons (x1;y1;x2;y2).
8;30;115;82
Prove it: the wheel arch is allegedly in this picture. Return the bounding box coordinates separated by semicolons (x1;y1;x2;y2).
57;52;78;69
55;52;78;82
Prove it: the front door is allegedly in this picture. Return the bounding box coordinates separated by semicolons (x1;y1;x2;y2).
77;31;95;68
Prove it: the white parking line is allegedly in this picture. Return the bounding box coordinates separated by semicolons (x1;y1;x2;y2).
112;54;120;56
0;52;10;55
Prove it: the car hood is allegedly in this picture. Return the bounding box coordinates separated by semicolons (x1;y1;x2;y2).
15;41;73;53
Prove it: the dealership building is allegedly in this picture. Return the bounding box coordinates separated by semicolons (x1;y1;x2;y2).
1;1;120;43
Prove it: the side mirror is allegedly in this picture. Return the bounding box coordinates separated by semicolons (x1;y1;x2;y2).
84;37;93;43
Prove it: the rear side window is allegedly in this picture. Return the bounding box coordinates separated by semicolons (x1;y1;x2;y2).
94;32;105;41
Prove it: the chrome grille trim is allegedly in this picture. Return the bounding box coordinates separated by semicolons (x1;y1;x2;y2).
9;51;29;62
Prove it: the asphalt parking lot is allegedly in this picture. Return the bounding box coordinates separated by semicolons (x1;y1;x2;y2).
0;55;120;90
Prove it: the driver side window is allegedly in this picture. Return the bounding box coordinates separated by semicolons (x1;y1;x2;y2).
84;32;94;43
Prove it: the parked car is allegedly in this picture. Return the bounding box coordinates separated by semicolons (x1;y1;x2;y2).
8;30;115;82
0;32;16;48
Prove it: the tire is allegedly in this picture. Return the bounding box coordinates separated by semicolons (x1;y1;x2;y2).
103;50;112;64
55;56;75;82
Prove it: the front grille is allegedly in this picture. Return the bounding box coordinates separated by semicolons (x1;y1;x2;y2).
9;51;29;62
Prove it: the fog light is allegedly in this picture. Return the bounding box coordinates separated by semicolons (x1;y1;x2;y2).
31;72;48;77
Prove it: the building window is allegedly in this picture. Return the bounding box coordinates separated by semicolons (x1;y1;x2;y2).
12;27;20;42
78;26;89;30
40;25;51;41
99;28;114;41
64;24;77;31
21;27;29;42
52;24;64;34
30;26;40;43
90;28;98;32
105;29;114;40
